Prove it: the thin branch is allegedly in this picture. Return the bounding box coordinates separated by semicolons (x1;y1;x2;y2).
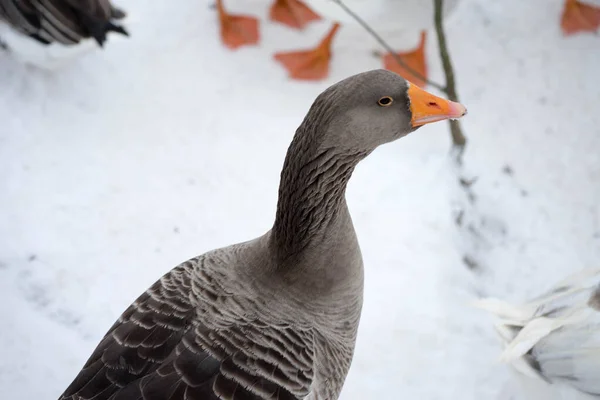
331;0;447;93
434;0;467;154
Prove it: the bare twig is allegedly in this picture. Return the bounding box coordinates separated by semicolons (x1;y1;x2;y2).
434;0;467;155
331;0;447;93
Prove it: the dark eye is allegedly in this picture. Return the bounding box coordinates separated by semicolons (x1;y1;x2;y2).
378;96;394;107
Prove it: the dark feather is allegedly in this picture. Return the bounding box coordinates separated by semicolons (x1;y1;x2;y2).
0;0;128;46
58;262;312;400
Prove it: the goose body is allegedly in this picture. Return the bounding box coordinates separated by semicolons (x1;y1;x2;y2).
0;0;127;68
57;70;466;400
61;235;362;400
476;268;600;400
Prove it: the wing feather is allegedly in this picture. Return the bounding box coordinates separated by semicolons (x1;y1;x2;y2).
475;268;600;396
59;258;315;400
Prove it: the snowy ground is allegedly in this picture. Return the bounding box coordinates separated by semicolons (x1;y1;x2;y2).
1;0;599;399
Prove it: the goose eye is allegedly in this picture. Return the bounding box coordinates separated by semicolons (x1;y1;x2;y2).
378;96;394;107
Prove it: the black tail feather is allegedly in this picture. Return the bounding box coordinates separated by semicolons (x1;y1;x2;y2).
94;21;128;47
76;12;129;47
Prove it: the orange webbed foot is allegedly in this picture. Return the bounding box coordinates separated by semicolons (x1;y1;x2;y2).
561;0;600;35
383;31;428;88
274;23;340;81
270;0;321;29
217;0;260;50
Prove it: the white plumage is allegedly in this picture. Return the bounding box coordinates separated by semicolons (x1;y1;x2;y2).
476;268;600;399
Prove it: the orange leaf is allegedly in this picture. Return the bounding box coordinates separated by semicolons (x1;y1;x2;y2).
274;23;340;81
561;0;600;35
274;50;331;80
270;0;321;29
217;0;260;50
383;31;428;88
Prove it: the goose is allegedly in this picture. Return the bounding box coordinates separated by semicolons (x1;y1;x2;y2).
57;69;467;400
0;0;127;69
475;267;600;400
273;0;462;81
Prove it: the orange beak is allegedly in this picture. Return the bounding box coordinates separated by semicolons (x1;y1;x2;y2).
407;83;467;127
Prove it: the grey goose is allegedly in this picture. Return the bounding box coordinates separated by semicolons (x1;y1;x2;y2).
0;0;127;47
58;70;467;400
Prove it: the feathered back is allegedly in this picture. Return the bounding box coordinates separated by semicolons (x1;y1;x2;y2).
475;268;600;398
0;0;127;46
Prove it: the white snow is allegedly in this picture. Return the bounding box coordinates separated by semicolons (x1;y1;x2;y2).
0;0;598;399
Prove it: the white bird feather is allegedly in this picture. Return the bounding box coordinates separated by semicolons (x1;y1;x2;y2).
475;268;600;399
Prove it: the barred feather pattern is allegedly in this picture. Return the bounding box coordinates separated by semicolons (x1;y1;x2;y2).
274;147;367;258
58;241;362;400
0;0;127;46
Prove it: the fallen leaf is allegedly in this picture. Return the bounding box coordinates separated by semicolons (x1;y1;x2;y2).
383;31;428;88
274;23;340;80
217;0;260;50
270;0;321;29
561;0;600;35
